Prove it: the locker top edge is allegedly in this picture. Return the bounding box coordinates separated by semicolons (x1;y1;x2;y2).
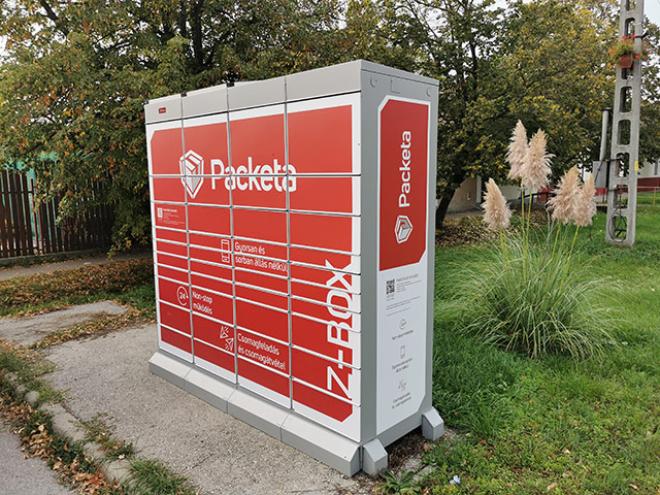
144;60;438;123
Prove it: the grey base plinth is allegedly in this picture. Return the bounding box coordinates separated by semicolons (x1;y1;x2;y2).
421;407;445;441
362;439;388;476
149;351;361;476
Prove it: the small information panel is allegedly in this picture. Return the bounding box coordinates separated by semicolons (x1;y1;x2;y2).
145;61;441;475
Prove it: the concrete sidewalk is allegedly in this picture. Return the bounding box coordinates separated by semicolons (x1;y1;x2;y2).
43;325;365;495
0;421;74;495
0;253;150;282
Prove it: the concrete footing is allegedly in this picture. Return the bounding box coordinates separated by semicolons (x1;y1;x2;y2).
149;350;446;476
149;351;362;476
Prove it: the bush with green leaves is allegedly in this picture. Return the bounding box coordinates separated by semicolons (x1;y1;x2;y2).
459;235;615;359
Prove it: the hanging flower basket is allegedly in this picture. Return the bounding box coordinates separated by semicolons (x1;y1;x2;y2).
619;54;634;69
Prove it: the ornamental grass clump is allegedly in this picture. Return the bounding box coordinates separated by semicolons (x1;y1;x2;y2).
465;123;612;359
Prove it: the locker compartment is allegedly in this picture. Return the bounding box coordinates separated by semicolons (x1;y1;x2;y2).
159;302;191;335
194;340;235;381
291;280;361;313
149;126;183;175
160;325;192;355
188;205;230;236
292;348;360;405
191;272;232;297
287;101;357;174
290;247;360;275
190;260;232;283
189;286;233;323
158;277;191;309
237;329;289;374
151;177;186;203
238;358;290;407
235;284;288;311
235;268;288;294
290;176;360;215
235;299;289;342
292;313;360;368
156;239;187;257
153;204;186;230
233;208;286;244
290;213;359;254
155;227;186;243
193;314;234;349
157;264;188;284
292;298;361;332
156;252;188;271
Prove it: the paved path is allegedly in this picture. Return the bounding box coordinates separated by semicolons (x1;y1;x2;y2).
0;421;74;495
0;253;150;282
44;324;364;495
0;301;127;346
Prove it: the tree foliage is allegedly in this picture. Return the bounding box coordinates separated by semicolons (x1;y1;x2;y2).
0;0;657;248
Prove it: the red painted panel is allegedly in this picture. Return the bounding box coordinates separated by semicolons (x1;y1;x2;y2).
291;177;356;214
156;252;188;271
288;105;353;174
236;285;287;311
190;286;233;322
235;299;288;342
190;260;232;282
157;264;188;283
237;330;289;374
188;205;230;236
293;381;353;422
238;358;289;397
290;213;354;253
158;277;190;309
160;326;192;353
292;314;356;367
194;340;234;373
150;128;182;175
233;209;286;244
152;178;186;203
159;303;191;334
154;204;186;230
191;272;232;297
193;314;234;348
155;228;186;243
379;99;429;270
292;349;356;402
235;269;288;294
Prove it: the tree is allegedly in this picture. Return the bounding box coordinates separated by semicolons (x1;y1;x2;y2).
0;0;342;250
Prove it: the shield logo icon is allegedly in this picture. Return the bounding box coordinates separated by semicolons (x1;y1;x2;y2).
179;150;204;198
395;215;413;244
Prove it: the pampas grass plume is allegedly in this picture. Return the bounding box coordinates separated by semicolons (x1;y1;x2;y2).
483;178;512;230
507;120;529;181
574;174;597;227
521;130;553;192
548;166;580;224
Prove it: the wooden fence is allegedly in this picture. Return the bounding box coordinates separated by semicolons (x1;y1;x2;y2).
0;169;113;259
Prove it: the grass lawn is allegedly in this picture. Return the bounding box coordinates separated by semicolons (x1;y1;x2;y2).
421;203;659;494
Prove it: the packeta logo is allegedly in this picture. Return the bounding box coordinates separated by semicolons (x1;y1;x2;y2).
223;158;297;193
396;130;413;243
179;150;204;198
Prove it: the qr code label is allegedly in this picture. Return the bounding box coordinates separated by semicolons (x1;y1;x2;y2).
386;279;395;295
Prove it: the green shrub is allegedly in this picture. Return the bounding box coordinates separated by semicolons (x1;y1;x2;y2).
459;235;615;359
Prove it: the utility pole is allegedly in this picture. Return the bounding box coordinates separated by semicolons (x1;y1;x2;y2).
603;0;644;246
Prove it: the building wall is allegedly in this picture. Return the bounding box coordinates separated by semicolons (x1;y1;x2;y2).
447;176;521;213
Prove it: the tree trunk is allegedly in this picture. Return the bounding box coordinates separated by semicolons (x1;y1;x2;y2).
435;188;456;229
